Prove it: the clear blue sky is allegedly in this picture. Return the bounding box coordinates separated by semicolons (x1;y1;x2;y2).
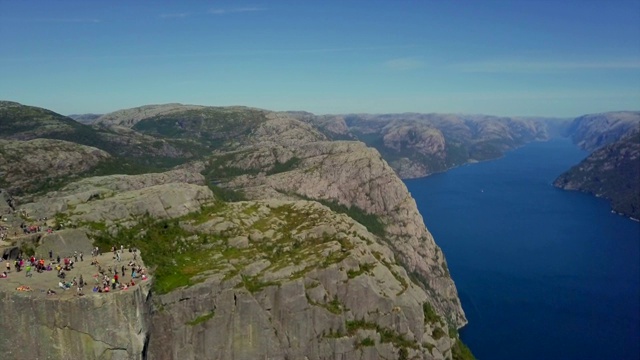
1;0;638;117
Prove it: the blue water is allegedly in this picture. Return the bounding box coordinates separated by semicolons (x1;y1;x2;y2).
405;138;640;360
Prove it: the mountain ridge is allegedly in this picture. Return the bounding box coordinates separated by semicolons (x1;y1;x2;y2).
0;100;473;360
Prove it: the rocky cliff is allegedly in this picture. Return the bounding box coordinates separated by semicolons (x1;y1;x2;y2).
556;133;640;219
0;281;151;360
0;101;474;359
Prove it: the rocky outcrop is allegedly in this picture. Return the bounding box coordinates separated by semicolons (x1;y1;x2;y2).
19;169;209;223
207;113;466;327
147;199;458;360
555;130;640;219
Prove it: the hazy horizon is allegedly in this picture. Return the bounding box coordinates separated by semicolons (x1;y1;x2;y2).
1;0;638;117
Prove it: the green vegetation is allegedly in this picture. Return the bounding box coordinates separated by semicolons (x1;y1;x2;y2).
296;195;385;237
398;347;408;360
239;274;279;293
346;319;377;334
422;302;441;324
452;339;476;360
132;107;267;150
326;295;345;314
431;327;446;340
203;152;261;180
89;199;358;295
345;319;418;350
91;215;218;294
185;311;215;326
347;262;375;278
358;337;375;348
266;157;302;175
20;242;35;257
208;183;246;202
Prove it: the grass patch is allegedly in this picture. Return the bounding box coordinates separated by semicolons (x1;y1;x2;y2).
294;194;385;237
452;338;476;360
186;311;215;326
358;337;375;348
326;295;345;314
346;319;418;350
91;215;221;294
347;262;375;279
208;184;246;202
239;274;279;293
422;302;441;324
266;157;301;175
431;327;446;340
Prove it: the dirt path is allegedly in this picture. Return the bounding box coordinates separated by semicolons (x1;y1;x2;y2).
0;250;150;298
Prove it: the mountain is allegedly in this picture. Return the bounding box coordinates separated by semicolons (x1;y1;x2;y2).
564;111;640;151
554;111;640;219
0;102;226;194
0;101;474;360
292;112;551;178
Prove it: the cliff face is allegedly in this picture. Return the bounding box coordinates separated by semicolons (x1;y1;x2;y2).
146;199;459;360
554;111;640;219
0;102;472;359
205;114;466;327
0;283;151;360
555;130;640;219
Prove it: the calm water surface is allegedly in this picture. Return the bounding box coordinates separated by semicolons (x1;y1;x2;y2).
405;138;640;360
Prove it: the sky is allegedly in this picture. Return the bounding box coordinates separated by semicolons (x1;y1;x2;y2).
0;0;638;117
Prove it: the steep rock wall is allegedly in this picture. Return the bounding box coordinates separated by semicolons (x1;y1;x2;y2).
0;283;151;360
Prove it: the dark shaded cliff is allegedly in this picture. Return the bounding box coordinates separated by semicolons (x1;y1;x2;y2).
554;111;640;219
555;130;640;219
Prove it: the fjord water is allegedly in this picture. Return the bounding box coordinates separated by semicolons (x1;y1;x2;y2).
405;138;640;360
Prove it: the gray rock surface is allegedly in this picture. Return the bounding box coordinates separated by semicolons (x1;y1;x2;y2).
222;133;466;327
0;139;111;193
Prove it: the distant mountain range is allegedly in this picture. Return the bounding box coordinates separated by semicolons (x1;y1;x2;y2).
289;112;557;178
